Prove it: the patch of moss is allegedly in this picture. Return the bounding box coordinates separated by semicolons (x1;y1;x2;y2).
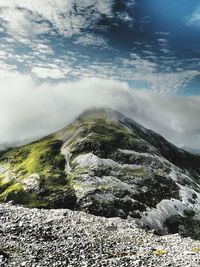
0;178;76;209
0;178;13;194
0;135;78;208
153;249;167;256
192;248;200;253
123;167;145;177
16;138;64;175
0;183;39;206
1;183;22;195
72;178;114;198
0;136;68;184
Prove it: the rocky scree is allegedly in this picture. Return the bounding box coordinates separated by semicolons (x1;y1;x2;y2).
0;203;200;267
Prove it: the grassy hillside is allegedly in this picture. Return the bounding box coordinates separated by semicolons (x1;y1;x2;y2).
0;135;75;208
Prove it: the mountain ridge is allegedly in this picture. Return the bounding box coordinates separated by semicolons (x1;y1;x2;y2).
0;108;200;239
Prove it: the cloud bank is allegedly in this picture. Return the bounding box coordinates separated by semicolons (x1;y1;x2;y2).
0;73;200;150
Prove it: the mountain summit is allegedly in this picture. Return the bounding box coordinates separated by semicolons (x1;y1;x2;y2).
0;108;200;238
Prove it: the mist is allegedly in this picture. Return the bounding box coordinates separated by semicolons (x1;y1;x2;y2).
0;73;200;150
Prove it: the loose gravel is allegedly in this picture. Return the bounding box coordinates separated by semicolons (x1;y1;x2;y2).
0;203;199;267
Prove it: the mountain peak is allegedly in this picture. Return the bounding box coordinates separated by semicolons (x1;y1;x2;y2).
76;107;132;123
74;107;151;139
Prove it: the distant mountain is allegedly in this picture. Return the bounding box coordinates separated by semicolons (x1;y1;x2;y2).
0;108;200;239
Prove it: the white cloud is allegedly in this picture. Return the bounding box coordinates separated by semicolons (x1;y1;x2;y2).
31;43;54;55
186;6;200;27
0;2;195;94
74;33;108;47
0;72;200;150
31;66;70;79
0;60;17;78
138;70;199;93
81;55;199;93
0;0;136;43
0;0;115;40
0;6;50;39
0;32;197;93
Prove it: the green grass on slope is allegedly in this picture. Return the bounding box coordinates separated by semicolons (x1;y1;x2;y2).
0;136;74;207
0;136;65;177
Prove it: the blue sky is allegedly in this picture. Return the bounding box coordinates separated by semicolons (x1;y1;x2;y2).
0;0;199;93
0;0;200;149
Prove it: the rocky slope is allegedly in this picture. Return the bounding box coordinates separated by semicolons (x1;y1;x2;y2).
0;203;200;267
0;108;200;238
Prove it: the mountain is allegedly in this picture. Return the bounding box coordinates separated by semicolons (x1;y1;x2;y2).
0;108;200;239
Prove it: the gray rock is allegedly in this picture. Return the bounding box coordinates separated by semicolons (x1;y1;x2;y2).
0;203;199;267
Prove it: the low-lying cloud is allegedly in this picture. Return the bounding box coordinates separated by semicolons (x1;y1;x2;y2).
0;73;200;150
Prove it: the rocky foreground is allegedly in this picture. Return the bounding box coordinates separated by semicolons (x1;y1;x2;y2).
0;204;200;267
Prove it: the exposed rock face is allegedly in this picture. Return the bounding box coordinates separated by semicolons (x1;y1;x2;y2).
0;108;200;238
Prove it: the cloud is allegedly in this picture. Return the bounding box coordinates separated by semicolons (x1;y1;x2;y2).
0;0;134;41
82;55;199;93
0;0;114;39
0;60;17;78
186;6;200;27
0;72;200;150
0;1;197;95
30;43;54;55
0;32;198;93
31;66;70;79
0;0;136;44
73;33;108;47
0;7;50;39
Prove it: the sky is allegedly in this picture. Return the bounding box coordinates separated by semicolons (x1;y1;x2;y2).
0;0;200;149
